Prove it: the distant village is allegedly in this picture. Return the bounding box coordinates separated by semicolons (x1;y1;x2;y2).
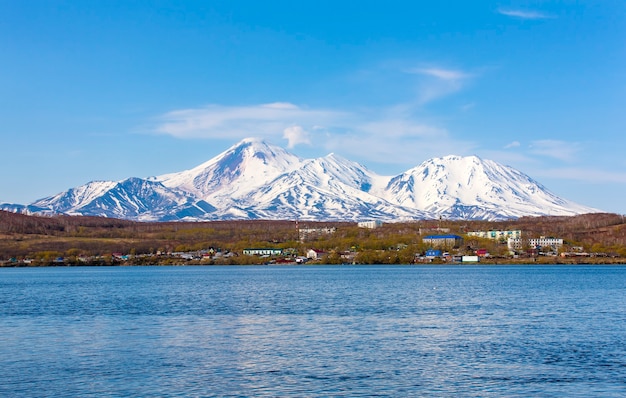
298;222;601;264
3;218;617;267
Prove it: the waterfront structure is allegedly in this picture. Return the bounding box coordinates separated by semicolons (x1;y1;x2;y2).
425;249;443;257
306;249;327;260
475;248;489;257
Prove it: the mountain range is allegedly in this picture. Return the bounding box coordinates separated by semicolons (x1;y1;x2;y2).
1;138;598;221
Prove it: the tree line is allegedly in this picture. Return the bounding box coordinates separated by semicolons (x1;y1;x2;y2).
2;210;626;263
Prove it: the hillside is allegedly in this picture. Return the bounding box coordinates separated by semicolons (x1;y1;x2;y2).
1;211;625;265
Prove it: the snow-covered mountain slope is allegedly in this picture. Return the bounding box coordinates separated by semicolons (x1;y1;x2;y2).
2;139;600;221
30;180;118;214
382;155;596;219
156;138;302;199
29;177;216;221
230;153;429;221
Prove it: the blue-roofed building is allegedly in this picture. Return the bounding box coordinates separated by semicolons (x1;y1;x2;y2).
422;234;463;248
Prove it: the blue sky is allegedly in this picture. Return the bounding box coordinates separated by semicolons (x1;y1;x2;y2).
2;1;625;213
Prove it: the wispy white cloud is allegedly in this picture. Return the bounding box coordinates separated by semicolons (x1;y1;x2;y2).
316;126;478;173
153;100;477;171
482;145;625;186
328;117;463;169
504;141;521;149
533;167;626;184
403;66;476;105
409;67;471;82
497;8;552;20
529;139;581;162
155;102;345;144
153;62;480;170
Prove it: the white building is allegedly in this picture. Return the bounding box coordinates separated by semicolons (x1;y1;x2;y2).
507;236;564;252
243;248;284;256
306;249;327;260
299;227;336;241
507;238;524;251
422;234;463;248
468;230;522;241
529;236;563;249
358;220;383;229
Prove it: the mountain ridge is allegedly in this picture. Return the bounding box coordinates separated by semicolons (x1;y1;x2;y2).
1;138;599;221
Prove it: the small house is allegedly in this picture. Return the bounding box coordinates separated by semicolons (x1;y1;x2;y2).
307;249;327;260
475;249;489;257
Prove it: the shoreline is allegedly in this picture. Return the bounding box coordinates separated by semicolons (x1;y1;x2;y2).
3;258;626;268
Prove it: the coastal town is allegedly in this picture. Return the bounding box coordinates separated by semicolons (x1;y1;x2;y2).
2;211;625;266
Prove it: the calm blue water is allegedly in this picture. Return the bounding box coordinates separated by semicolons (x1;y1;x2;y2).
0;265;625;397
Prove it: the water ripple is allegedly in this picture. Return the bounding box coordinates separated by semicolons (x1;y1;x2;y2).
0;265;625;397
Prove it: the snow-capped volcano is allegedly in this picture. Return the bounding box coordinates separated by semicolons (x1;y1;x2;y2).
382;155;594;219
156;138;302;199
232;153;429;221
2;138;599;221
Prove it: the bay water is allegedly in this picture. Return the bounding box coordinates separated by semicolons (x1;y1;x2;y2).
1;265;625;397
